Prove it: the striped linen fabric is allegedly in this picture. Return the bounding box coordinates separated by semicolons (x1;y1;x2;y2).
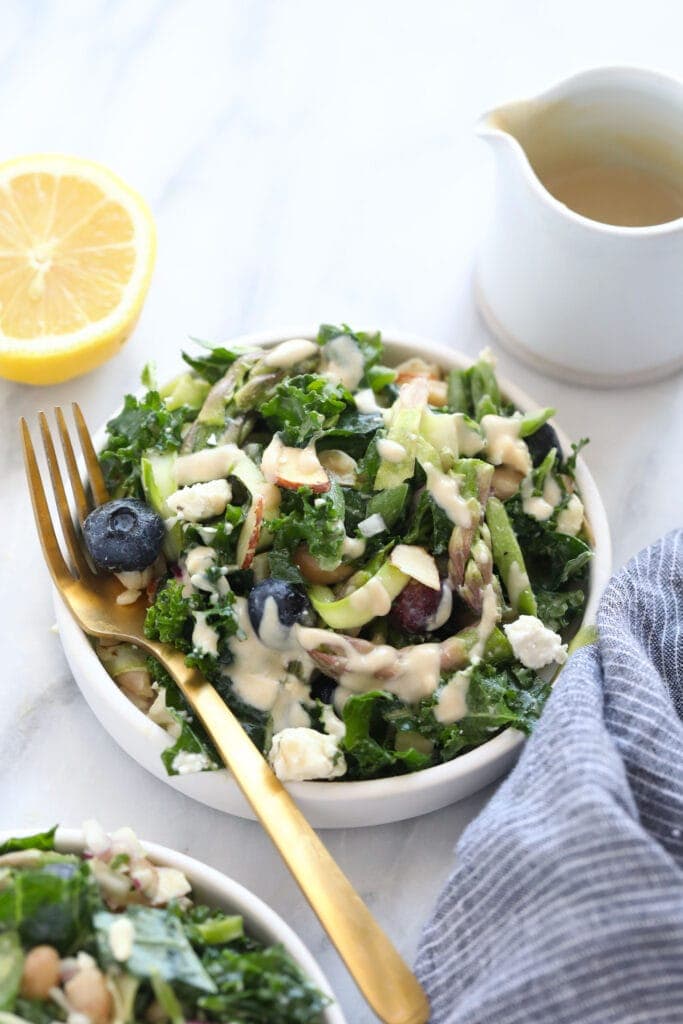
415;530;683;1024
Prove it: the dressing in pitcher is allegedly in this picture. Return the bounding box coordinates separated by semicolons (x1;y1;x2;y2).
476;67;683;385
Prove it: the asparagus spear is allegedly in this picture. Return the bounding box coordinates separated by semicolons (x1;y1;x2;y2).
485;496;537;615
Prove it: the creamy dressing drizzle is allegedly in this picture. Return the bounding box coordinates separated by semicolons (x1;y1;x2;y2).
481;414;531;476
296;627;442;705
470;584;499;661
425;583;453;631
342;535;366;559
258;595;291;650
347;575;392;617
263;338;318;368
192;612;219;657
175;444;240;486
424;464;473;528
557;493;585;536
321;335;365;390
225;598;315;722
507;561;531;610
521;473;562;521
435;669;472;724
377;438;407;463
354;388;382;413
454;414;485;457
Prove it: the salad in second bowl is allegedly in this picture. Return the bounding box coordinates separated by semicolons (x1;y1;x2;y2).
89;324;593;784
0;823;330;1023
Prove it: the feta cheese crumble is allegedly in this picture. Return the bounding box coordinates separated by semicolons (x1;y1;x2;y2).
557;494;585;537
171;750;214;775
268;727;346;782
108;916;135;961
358;513;386;538
167;479;231;522
504;615;568;669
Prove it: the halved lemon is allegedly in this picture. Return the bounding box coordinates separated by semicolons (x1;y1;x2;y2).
0;154;156;385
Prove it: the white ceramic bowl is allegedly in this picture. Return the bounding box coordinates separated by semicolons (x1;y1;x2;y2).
55;328;612;828
0;827;345;1024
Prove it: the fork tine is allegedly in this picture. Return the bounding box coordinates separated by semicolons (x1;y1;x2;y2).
39;412;93;579
55;407;90;524
72;402;109;507
20;418;73;587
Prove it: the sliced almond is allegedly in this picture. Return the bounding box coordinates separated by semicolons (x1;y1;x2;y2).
319;449;359;485
261;434;330;493
395;357;440;382
390;544;441;590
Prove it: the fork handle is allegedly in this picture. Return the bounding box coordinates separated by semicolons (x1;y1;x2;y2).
155;644;429;1024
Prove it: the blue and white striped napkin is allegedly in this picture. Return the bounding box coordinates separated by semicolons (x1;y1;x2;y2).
416;530;683;1024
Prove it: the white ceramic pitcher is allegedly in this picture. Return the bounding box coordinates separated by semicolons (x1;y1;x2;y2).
475;67;683;387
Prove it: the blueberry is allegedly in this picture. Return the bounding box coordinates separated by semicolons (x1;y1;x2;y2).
310;675;337;705
248;579;314;640
525;422;562;467
83;499;165;572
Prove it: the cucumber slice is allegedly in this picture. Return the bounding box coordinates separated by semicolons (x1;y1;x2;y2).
160;372;210;411
309;561;409;629
419;409;459;467
141;452;182;560
373;407;423;490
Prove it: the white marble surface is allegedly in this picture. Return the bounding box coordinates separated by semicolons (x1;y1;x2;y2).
1;2;682;1021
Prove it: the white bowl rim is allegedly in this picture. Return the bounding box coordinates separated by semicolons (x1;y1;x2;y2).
0;826;346;1024
57;326;612;808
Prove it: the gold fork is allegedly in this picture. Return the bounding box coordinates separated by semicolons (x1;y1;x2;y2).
21;405;430;1024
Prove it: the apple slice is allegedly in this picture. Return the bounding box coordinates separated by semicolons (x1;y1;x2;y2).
261;434;330;493
237;494;264;569
390;544;441;590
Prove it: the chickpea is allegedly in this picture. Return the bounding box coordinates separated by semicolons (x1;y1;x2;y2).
293;544;354;586
65;967;113;1024
426;379;448;407
491;465;524;500
20;945;61;1000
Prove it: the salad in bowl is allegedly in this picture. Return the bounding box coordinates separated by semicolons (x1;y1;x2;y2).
80;323;598;800
0;823;338;1023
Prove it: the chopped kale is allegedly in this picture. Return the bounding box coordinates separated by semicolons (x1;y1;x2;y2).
100;390;191;499
341;691;433;780
181;338;240;384
261;373;353;446
270;481;346;570
402;490;453;556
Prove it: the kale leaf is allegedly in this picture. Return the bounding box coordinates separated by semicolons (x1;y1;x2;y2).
197;942;330;1023
95;907;216;993
270;482;346;571
433;662;550;760
535;587;586;632
562;438;589;478
144;581;194;651
0;829;56;855
261;374;352;447
506;495;592;586
144;581;241;676
0;931;24;1011
402;490;453;556
146;660;220;777
181;338;240;384
341;691;433;780
100;391;190;499
317;322;383;382
0;861;101;954
184;505;246;565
